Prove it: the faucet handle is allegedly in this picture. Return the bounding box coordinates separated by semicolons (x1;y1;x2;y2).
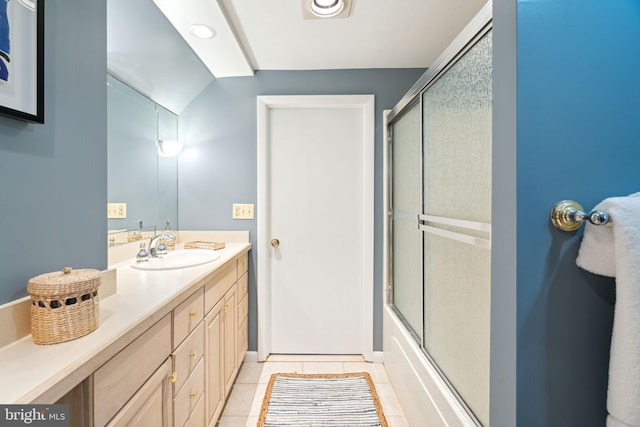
136;243;149;263
157;239;168;256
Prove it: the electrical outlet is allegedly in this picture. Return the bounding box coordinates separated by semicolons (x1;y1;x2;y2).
232;203;254;219
108;203;127;219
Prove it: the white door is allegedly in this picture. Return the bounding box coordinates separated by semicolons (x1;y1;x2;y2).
257;95;374;360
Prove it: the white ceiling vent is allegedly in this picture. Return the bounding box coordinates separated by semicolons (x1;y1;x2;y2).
302;0;353;20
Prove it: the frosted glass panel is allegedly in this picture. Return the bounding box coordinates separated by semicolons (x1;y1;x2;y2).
424;233;490;425
423;31;492;223
391;102;423;337
421;30;492;425
388;28;492;426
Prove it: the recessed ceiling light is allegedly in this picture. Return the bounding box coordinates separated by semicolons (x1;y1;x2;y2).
310;0;344;18
189;24;216;40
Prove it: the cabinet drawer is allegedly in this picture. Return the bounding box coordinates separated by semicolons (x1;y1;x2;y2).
183;391;205;427
94;314;172;427
237;292;248;327
174;358;205;427
204;261;236;314
173;322;204;394
237;272;248;301
236;253;248;278
174;289;204;348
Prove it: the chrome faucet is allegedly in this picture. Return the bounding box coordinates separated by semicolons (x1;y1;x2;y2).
149;233;176;257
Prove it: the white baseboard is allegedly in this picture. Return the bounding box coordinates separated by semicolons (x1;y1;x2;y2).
371;351;384;363
244;351;380;363
244;351;259;363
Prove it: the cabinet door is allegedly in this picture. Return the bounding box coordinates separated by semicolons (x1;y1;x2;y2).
94;314;172;426
205;300;224;426
223;286;237;395
56;379;91;427
106;358;173;427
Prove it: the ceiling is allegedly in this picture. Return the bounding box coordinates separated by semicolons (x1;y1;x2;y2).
220;0;488;71
107;0;488;113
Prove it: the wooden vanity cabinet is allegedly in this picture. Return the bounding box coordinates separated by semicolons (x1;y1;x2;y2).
89;250;249;427
204;253;248;426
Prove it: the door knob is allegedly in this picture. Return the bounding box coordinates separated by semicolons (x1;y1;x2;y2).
271;239;280;248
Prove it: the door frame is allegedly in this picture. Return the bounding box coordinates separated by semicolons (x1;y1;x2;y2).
257;95;375;362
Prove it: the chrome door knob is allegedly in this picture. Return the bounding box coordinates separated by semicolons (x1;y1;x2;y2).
271;239;280;248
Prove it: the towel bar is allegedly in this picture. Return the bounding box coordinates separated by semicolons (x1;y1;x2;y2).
550;200;610;232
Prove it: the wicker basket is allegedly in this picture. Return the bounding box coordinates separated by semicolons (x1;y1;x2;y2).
184;241;225;250
27;267;102;345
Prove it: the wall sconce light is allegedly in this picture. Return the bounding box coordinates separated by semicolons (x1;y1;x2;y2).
157;139;184;157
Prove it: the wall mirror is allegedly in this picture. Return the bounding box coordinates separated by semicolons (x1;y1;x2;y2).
107;75;178;246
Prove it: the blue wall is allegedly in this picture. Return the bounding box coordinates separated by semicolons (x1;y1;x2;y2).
516;0;640;424
0;0;106;304
178;69;426;351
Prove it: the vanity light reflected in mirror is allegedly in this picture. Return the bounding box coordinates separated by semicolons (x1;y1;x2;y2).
157;139;184;157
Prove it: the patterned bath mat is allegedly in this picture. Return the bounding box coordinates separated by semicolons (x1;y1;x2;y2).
258;372;388;426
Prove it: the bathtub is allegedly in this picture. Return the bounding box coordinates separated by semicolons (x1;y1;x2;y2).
383;304;479;426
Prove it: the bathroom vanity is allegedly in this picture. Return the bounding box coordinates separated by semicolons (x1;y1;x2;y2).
0;240;251;427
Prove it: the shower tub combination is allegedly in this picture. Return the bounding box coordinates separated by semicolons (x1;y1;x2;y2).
383;3;492;426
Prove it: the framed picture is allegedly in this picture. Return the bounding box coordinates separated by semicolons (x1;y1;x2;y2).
0;0;44;124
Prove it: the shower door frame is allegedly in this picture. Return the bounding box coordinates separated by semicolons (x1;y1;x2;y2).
384;2;495;425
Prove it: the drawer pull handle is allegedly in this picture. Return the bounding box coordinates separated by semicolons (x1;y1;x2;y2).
224;304;229;313
189;310;198;318
190;351;198;359
169;372;178;383
190;391;198;399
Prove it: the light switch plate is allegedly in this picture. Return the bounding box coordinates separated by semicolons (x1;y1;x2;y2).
232;203;254;219
108;203;127;219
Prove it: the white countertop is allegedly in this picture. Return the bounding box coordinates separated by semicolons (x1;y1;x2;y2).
0;242;251;404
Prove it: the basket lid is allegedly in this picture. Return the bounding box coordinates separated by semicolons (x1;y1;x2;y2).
27;267;102;296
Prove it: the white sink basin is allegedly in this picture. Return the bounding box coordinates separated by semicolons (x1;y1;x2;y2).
131;249;221;271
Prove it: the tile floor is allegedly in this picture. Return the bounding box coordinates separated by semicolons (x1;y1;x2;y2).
217;355;409;427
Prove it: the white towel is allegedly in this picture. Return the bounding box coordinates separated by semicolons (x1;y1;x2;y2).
576;192;640;427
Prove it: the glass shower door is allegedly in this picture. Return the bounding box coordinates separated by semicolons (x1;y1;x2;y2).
390;101;423;339
421;30;492;425
388;17;492;424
